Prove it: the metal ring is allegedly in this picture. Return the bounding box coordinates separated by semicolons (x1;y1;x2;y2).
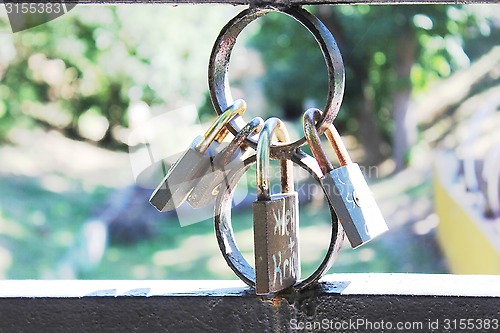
208;5;345;158
214;149;345;292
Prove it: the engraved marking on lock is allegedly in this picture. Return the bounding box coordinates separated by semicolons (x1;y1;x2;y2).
345;191;356;210
211;184;221;196
303;108;388;249
353;190;361;207
353;189;376;208
335;172;356;209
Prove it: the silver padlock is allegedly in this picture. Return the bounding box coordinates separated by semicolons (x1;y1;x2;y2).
149;99;246;212
304;108;388;248
186;117;264;209
253;118;300;295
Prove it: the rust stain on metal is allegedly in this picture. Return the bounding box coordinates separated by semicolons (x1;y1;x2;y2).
269;296;282;308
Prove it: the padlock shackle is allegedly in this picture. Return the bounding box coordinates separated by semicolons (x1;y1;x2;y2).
214;117;264;165
325;121;352;167
195;99;246;153
256;118;294;201
303;108;352;173
303;109;334;174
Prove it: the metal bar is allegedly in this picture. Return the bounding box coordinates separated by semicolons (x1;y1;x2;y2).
0;274;499;332
1;274;499;298
9;1;496;5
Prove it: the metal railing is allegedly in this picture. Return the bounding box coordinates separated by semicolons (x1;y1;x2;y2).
17;0;498;5
1;274;499;332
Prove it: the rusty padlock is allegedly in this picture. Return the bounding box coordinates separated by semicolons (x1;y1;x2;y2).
304;108;388;248
253;118;300;295
186;117;264;209
149;99;246;212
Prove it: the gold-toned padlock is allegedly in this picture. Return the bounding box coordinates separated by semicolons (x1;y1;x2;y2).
186;117;264;209
150;99;246;212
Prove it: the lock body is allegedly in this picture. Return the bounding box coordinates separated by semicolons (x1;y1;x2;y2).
149;99;246;212
187;117;263;209
150;136;219;212
186;147;245;208
253;192;299;295
322;163;388;248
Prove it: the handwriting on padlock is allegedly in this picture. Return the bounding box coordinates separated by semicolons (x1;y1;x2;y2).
271;206;297;287
253;118;300;295
272;249;298;287
273;207;293;236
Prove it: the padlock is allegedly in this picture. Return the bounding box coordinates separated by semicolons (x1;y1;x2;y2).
253;117;300;295
149;99;246;212
186;117;264;209
303;108;388;248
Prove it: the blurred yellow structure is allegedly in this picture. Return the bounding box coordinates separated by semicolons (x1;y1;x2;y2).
434;156;500;275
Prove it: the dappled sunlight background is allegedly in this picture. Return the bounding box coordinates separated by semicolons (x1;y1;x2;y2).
0;4;499;280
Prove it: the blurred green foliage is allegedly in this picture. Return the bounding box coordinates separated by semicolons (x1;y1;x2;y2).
0;4;498;279
0;5;497;152
0;175;109;278
0;5;238;148
0;155;448;279
248;5;498;158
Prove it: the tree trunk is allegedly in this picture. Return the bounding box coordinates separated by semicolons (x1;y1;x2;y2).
392;27;418;172
357;82;386;166
317;7;386;167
